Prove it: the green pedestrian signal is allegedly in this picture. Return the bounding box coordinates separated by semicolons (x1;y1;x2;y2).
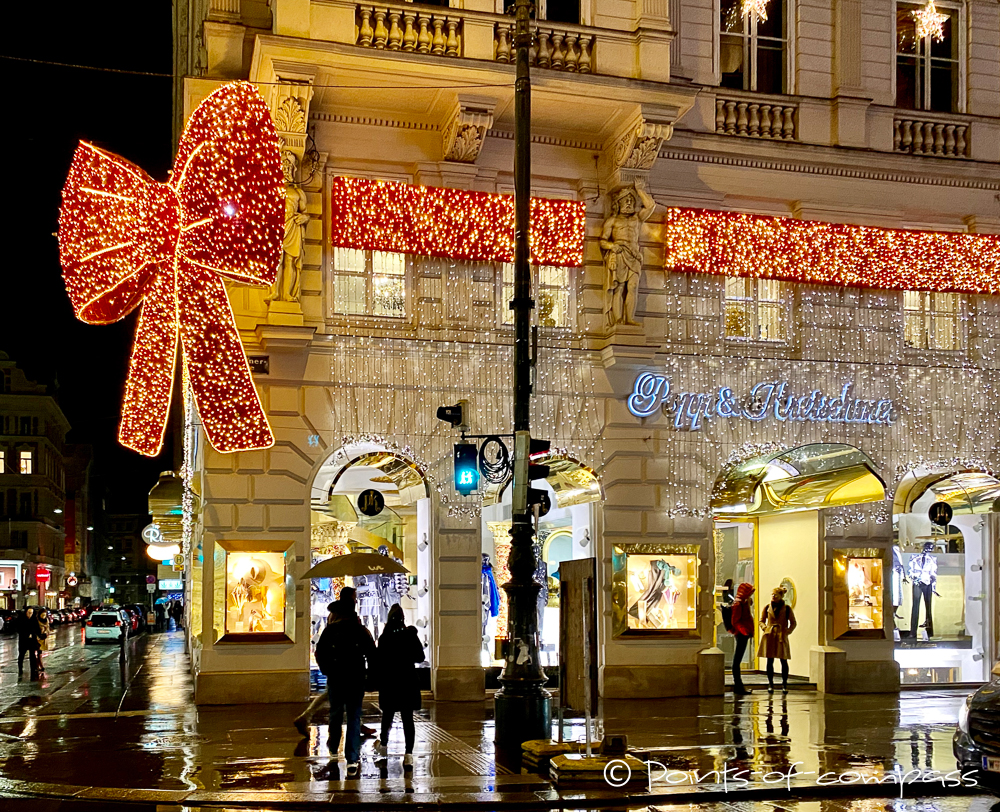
454;443;480;495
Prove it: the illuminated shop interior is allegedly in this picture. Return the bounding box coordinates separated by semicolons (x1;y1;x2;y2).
712;443;886;679
892;469;1000;685
480;454;601;667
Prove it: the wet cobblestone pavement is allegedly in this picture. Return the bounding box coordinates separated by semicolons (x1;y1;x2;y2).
0;628;988;808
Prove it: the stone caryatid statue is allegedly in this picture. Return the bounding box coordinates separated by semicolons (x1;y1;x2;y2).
267;149;310;304
599;181;655;328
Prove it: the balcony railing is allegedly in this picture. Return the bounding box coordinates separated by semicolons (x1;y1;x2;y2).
893;113;969;158
715;94;798;141
494;22;595;73
356;4;462;57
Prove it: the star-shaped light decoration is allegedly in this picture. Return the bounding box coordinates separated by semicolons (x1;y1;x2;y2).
741;0;769;23
913;0;947;42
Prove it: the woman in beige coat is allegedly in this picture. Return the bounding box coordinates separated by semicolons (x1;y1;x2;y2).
757;586;796;692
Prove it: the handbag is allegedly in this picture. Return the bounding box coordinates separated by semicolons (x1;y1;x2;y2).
43;635;55;652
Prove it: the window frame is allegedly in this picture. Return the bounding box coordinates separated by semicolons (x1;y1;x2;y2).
893;0;966;114
329;247;410;321
722;276;789;344
715;0;795;95
18;450;33;476
902;290;964;352
498;262;576;331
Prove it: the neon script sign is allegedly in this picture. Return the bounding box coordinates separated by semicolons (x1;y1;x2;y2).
627;373;897;430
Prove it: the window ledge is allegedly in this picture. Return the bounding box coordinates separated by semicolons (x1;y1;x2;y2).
724;336;789;348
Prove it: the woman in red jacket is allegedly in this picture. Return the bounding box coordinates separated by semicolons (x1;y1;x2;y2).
730;583;755;694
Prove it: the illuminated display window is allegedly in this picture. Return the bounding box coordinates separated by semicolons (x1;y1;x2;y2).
332;247;406;318
213;541;295;643
611;544;700;638
724;276;785;342
833;548;885;639
719;0;789;95
19;451;32;475
500;263;571;328
0;451;4;474
903;291;961;351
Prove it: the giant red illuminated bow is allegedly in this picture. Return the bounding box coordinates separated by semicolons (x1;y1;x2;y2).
58;82;284;457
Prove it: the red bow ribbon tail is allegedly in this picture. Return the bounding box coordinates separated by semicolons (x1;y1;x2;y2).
179;262;274;453
118;271;181;457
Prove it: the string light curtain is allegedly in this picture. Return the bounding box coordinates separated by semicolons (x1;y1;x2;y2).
330;176;585;267
58;82;285;456
663;208;1000;295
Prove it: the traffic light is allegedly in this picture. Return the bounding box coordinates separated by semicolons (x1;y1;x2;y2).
437;400;469;429
526;437;551;513
454;442;480;495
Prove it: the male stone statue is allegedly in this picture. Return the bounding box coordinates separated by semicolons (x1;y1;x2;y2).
267;149;310;304
599;181;655;327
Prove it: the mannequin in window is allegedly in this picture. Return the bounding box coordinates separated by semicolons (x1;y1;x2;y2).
891;545;907;620
908;542;939;638
628;558;681;629
481;553;500;637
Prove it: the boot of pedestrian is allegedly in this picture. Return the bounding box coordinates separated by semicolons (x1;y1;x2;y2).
294;716;309;738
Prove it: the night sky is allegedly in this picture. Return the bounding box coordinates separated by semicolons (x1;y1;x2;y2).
1;2;175;513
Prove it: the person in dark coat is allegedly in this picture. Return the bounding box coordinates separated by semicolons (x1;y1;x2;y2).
16;607;35;676
375;604;425;766
314;587;376;776
730;583;755;695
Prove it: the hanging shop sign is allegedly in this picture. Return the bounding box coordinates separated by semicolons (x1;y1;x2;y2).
627;373;897;430
57;81;285;457
357;489;385;517
66;575;78;587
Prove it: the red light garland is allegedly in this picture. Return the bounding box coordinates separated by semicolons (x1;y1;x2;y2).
331;176;585;267
663;208;1000;295
58;82;284;457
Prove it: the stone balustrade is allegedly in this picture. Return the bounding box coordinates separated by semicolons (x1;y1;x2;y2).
893;115;969;158
715;96;798;140
356;4;462;56
494;23;595;73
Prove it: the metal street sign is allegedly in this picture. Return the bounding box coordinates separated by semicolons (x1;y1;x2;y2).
146;575;156;584
146;583;156;593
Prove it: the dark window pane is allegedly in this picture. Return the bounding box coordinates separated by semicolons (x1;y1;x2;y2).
929;13;956;59
544;0;579;23
721;0;744;33
930;60;957;112
757;42;785;94
896;6;918;54
896;55;920;108
720;34;746;89
757;0;783;38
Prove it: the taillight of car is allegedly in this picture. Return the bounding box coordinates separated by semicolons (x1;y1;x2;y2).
86;621;93;627
115;621;121;626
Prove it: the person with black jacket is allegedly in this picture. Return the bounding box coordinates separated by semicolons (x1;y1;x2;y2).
16;607;35;676
375;604;425;767
314;586;376;777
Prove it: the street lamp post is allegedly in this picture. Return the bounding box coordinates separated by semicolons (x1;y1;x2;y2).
494;0;552;748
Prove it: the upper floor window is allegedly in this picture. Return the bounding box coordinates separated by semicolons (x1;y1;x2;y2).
724;277;786;341
19;451;32;475
0;451;4;474
539;0;580;24
332;248;406;319
903;291;960;350
719;0;788;94
500;264;572;328
1;370;9;393
896;1;960;112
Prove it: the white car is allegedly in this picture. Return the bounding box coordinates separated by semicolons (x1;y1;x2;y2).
84;609;128;643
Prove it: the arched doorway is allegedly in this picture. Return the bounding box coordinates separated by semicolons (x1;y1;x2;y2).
892;467;1000;684
480;454;602;668
310;443;432;662
711;443;886;681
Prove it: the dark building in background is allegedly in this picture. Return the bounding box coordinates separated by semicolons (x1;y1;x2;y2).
106;512;155;605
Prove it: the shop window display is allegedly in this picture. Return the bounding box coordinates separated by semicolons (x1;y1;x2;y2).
612;544;699;638
213;542;294;643
832;549;884;638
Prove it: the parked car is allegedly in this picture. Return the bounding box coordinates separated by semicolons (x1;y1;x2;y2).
954;667;1000;793
0;609;16;633
84;609;129;644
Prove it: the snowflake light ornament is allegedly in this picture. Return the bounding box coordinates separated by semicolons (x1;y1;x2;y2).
741;0;769;23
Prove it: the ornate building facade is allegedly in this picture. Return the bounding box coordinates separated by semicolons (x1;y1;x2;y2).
177;0;1000;703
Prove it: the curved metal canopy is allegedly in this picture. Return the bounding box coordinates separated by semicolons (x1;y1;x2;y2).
893;469;1000;516
711;443;886;517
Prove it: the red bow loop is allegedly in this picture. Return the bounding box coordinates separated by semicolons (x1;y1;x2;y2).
58;82;284;457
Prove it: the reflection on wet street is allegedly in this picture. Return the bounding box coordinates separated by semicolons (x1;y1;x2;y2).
0;629;985;806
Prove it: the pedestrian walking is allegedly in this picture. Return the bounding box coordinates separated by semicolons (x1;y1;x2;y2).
33;609;51;676
375;603;425;768
170;601;184;630
155;603;166;632
16;607;34;676
758;586;797;693
314;586;376;777
730;582;755;695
